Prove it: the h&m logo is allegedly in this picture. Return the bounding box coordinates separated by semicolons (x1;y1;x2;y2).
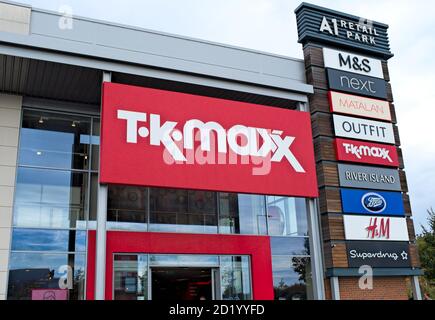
365;217;390;239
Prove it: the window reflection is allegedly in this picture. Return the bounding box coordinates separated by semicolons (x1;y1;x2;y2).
11;229;86;252
108;185;148;225
114;255;148;300
19;110;91;170
7;253;85;300
266;196;308;236
149;188;218;234
272;256;313;300
13;167;87;229
219;193;267;235
220;256;251;300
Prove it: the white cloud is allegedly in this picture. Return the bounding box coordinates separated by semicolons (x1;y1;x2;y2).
19;0;435;232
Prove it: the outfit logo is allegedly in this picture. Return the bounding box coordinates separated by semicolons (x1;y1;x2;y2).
333;115;395;144
117;109;305;173
362;192;386;213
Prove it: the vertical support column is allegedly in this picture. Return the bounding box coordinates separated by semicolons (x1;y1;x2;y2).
95;72;111;300
298;101;325;300
411;276;422;300
307;198;325;300
0;94;22;300
330;276;340;300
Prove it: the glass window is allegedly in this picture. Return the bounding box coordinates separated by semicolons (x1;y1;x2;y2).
270;237;310;256
108;185;148;226
11;229;86;252
13;167;87;229
272;256;313;300
18;110;91;170
149;255;219;267
114;255;148;300
149;188;218;233
7;252;86;300
219;193;267;235
266;196;308;236
91;118;100;171
220;256;251;300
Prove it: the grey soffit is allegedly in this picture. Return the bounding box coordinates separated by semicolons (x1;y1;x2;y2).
0;5;313;95
0;53;302;109
0;54;102;104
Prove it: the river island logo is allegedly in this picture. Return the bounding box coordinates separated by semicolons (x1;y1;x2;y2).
117;109;305;172
361;192;386;213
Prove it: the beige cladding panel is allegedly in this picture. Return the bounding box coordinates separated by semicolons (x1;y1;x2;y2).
0;2;30;35
0;94;22;299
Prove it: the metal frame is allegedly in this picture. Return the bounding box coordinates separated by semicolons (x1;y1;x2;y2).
95;71;111;300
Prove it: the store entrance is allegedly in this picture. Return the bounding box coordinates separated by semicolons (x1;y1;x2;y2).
151;267;213;300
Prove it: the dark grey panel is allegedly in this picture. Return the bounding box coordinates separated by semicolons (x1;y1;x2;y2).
325;268;422;277
0;54;101;104
346;241;411;268
338;164;401;191
295;2;393;59
327;69;387;99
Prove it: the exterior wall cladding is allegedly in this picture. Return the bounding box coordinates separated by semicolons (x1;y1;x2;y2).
0;0;423;300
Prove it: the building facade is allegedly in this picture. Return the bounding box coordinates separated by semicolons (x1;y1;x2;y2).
0;1;422;300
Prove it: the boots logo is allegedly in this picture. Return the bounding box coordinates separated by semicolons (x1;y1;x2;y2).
362;192;386;213
343;143;392;163
117;109;305;173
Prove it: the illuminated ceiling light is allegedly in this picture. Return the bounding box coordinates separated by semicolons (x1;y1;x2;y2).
38;117;44;124
36;151;42;156
71;121;77;127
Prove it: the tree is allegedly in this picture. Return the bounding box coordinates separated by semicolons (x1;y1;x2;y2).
416;208;435;299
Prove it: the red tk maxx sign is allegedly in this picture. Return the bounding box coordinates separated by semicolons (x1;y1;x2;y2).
335;138;399;167
100;83;318;197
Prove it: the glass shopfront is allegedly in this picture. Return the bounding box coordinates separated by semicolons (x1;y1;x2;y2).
113;254;251;300
7;108;100;300
7;108;314;300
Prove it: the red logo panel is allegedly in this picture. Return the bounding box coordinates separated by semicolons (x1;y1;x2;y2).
335;138;399;167
100;82;318;197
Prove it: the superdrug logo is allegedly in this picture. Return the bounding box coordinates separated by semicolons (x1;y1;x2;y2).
117;109;306;172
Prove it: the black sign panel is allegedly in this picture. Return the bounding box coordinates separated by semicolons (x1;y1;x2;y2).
295;3;393;59
327;69;387;99
347;241;411;268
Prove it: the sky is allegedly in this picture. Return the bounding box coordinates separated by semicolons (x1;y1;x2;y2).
13;0;435;233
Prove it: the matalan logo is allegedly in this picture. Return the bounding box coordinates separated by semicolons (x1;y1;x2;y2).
342;142;392;163
117;109;305;173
